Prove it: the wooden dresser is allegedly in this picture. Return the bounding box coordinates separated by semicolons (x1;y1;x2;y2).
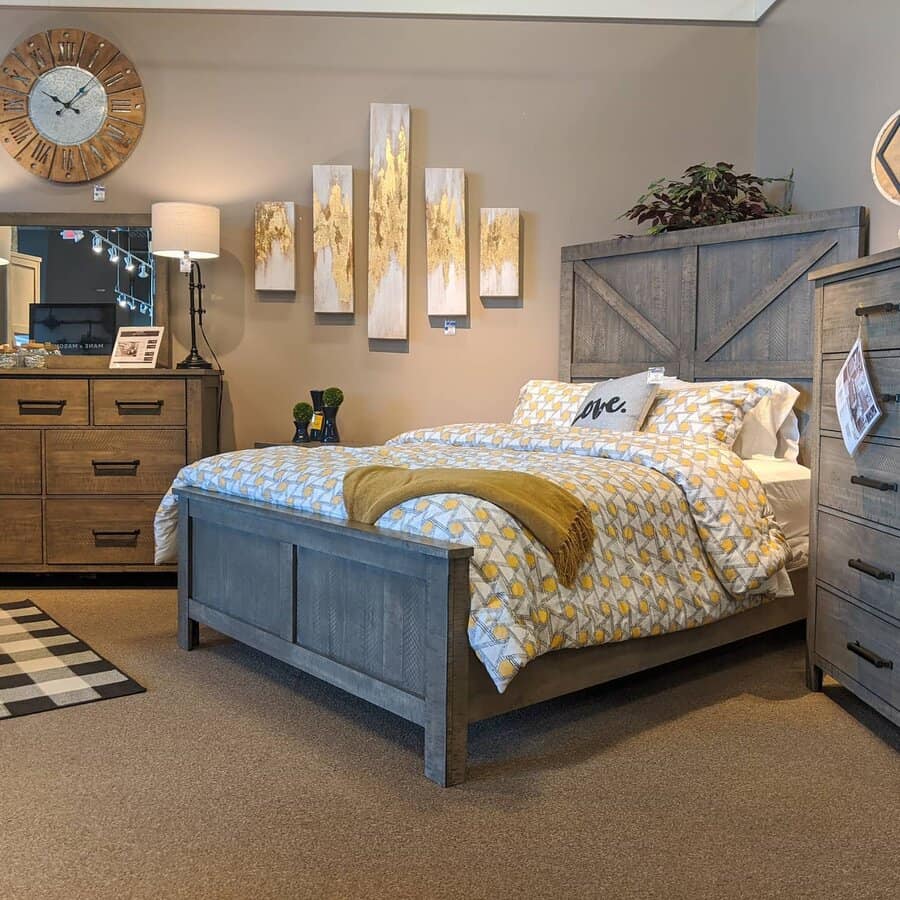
0;368;220;572
808;249;900;726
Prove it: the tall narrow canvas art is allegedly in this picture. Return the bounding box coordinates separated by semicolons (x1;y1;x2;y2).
479;208;520;298
425;168;467;316
313;165;354;312
367;103;410;339
254;201;296;292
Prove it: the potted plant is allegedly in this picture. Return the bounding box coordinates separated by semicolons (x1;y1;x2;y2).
292;401;314;444
620;162;794;235
321;387;344;444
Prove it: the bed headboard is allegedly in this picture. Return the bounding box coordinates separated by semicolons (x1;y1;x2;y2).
559;207;867;450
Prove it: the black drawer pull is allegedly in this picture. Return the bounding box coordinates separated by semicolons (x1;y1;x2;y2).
880;393;900;404
848;558;895;581
855;302;900;316
92;528;141;548
17;398;67;415
850;475;898;492
91;459;141;476
847;641;894;670
115;399;164;414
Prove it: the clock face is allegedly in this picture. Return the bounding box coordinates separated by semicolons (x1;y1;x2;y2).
0;29;145;183
30;67;106;145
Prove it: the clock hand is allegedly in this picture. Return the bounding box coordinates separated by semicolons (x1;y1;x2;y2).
64;80;95;109
42;90;65;105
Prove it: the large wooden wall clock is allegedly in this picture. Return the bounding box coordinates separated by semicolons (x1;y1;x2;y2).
872;109;900;206
0;29;145;183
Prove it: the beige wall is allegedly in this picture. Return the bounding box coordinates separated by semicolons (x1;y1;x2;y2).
758;0;900;253
0;11;757;448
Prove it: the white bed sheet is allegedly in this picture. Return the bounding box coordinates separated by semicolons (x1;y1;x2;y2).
744;456;810;570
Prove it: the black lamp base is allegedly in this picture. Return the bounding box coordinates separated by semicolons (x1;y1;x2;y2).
176;349;213;369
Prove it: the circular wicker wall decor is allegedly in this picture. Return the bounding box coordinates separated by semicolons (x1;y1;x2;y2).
871;109;900;205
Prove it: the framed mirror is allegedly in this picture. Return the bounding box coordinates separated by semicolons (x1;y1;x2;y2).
0;212;171;367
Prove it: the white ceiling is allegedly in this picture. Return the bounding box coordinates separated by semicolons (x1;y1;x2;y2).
0;1;780;23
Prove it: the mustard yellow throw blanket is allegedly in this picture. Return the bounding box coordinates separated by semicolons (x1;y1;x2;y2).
343;466;595;588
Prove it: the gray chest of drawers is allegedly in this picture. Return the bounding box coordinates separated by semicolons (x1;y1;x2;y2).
808;248;900;726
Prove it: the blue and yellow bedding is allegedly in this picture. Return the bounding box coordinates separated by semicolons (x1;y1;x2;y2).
155;424;791;692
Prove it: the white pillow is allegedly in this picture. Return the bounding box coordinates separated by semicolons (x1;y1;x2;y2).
661;378;799;460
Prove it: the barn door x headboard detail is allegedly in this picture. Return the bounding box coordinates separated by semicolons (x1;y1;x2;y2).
559;207;867;395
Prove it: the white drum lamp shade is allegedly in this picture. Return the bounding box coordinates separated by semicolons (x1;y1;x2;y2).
0;225;11;266
151;203;220;259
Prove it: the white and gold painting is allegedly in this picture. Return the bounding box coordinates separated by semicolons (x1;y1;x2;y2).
313;165;354;312
255;201;296;292
367;102;410;339
479;207;520;298
425;167;467;316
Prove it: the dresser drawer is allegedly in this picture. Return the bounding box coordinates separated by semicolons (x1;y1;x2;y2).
0;378;89;426
0;499;42;564
821;354;900;439
0;430;41;494
92;379;186;427
816;512;899;622
45;499;159;565
822;266;900;353
815;587;899;711
45;429;186;495
818;435;900;529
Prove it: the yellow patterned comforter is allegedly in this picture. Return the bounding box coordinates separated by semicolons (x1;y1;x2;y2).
154;424;791;692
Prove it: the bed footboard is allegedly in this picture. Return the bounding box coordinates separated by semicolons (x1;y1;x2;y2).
175;487;473;786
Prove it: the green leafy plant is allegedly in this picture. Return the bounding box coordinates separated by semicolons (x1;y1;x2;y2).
620;162;794;235
323;387;344;409
292;401;313;423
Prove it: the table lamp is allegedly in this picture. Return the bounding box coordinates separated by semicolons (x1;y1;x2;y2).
151;202;220;369
0;225;11;266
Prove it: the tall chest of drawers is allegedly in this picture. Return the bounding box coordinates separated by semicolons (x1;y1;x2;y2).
808;249;900;726
0;368;221;572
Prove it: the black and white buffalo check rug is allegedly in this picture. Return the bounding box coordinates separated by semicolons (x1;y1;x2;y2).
0;599;144;719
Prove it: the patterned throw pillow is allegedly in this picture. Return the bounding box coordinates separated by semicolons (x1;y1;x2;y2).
641;381;771;447
570;372;659;432
511;379;594;427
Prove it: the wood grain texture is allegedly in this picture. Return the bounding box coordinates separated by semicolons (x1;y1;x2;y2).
0;429;40;493
817;435;900;531
45;498;159;564
821;265;900;354
0;377;88;426
821;352;900;439
0;498;41;563
814;586;898;714
92;378;186;426
45;427;185;495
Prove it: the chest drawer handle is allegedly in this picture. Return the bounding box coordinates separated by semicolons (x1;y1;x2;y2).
847;641;894;670
850;475;898;492
92;528;141;548
17;398;67;415
856;302;900;316
115;399;164;414
848;558;895;581
91;459;141;476
881;393;900;404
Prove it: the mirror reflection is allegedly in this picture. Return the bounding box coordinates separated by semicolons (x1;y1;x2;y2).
0;224;156;355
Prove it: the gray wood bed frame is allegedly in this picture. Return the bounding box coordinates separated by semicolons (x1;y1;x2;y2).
176;207;866;786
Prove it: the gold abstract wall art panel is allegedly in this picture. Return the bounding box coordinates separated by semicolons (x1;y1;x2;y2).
425;167;467;316
313;165;354;312
367;102;410;339
480;207;520;298
255;201;296;292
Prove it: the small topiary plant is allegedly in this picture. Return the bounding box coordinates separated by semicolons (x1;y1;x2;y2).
292;401;314;423
322;387;344;409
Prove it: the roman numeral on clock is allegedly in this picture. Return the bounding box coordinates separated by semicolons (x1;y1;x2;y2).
2;64;30;88
59;147;75;173
56;41;78;64
31;140;53;164
110;98;132;114
2;95;24;113
8;119;31;145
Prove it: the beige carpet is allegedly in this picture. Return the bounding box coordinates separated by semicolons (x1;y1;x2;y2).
1;587;897;900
